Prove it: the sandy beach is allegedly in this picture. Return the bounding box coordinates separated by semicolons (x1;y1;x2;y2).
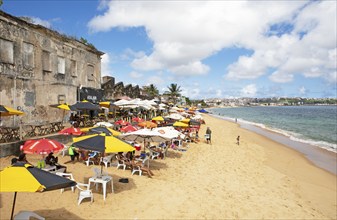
1;113;336;219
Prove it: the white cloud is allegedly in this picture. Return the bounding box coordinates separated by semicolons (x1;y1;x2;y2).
129;71;143;79
269;70;294;83
88;0;336;94
241;84;257;97
101;53;112;77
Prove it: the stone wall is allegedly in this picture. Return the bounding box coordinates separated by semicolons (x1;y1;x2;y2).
0;11;104;126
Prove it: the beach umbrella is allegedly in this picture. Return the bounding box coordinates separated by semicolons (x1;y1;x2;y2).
168;113;184;120
132;117;144;123
0;163;76;220
152;116;165;122
153;126;185;139
73;133;135;153
58;127;83;136
173;121;189;128
49;103;77;111
21;138;65;155
88;126;121;136
180;118;190;123
120;125;138;133
71;100;100;111
138;121;157;129
114;120;130;126
0;105;24;117
119;129;171;152
95;122;114;127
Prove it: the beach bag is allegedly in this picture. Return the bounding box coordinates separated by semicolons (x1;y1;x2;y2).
119;178;129;183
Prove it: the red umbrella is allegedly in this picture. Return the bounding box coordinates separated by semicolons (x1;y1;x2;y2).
120;125;138;133
132;117;144;123
115;120;131;126
21;138;65;155
58;127;82;136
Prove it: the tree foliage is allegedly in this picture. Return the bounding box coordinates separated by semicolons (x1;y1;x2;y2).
144;84;159;98
166;83;182;104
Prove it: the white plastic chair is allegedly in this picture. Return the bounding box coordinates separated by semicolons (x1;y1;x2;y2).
61;145;69;157
85;151;98;166
55;172;75;193
131;157;149;176
76;182;93;205
100;154;113;168
116;154;126;170
14;211;45;220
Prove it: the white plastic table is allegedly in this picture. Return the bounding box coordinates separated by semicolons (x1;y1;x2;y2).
88;175;113;200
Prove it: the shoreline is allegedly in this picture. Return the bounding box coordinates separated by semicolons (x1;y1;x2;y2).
208;112;337;175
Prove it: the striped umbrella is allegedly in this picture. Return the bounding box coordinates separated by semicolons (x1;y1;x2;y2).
0;163;76;219
21;138;65;155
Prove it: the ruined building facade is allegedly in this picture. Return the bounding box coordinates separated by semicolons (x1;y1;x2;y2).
0;11;104;125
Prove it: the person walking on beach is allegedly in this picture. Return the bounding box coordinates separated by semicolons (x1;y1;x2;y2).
205;127;212;144
236;135;240;145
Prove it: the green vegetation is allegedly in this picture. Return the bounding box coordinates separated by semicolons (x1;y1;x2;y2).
143;84;159;98
165;83;182;104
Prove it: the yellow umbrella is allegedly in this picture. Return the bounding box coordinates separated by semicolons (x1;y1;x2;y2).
80;126;95;132
99;101;111;108
0;105;24;116
180;118;190;123
152;116;165;121
73;133;135;153
173;121;189;128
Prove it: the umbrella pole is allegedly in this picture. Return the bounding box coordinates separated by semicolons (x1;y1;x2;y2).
10;191;17;220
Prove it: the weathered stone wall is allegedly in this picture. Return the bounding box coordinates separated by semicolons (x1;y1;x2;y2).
0;11;103;126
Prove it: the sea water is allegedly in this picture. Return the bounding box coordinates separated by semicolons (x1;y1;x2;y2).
208;106;337;153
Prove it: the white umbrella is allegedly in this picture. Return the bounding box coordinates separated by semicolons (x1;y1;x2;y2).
119;128;171;143
168;113;184;120
95;122;114;127
152;126;185;139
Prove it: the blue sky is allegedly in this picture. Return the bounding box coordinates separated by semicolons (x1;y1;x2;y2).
2;0;336;99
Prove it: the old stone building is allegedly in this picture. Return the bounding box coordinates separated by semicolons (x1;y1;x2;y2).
0;11;104;126
101;76;141;100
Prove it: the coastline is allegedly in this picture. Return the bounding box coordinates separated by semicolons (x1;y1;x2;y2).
208;110;337;175
0;113;336;219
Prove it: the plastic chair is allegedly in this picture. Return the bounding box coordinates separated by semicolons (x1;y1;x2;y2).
55;172;75;193
131;157;149;176
61;145;69;157
76;182;93;205
116;154;126;170
100;154;113;168
14;211;45;220
85;151;98;166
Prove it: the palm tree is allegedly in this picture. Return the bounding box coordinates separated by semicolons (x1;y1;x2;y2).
144;84;159;98
166;83;182;104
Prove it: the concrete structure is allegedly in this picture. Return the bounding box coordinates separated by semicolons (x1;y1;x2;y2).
0;11;104;126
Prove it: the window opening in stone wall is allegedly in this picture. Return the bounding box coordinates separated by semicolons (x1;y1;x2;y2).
87;64;94;81
42;50;51;72
57;56;65;74
0;38;14;64
58;94;66;104
71;60;77;77
23;42;34;69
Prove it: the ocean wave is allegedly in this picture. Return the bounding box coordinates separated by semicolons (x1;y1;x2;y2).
209;112;337;153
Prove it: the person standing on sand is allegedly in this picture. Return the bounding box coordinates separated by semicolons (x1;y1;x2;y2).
206;127;212;144
236;135;240;145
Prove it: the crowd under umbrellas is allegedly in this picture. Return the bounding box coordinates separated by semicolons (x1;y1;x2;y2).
1;98;206;218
